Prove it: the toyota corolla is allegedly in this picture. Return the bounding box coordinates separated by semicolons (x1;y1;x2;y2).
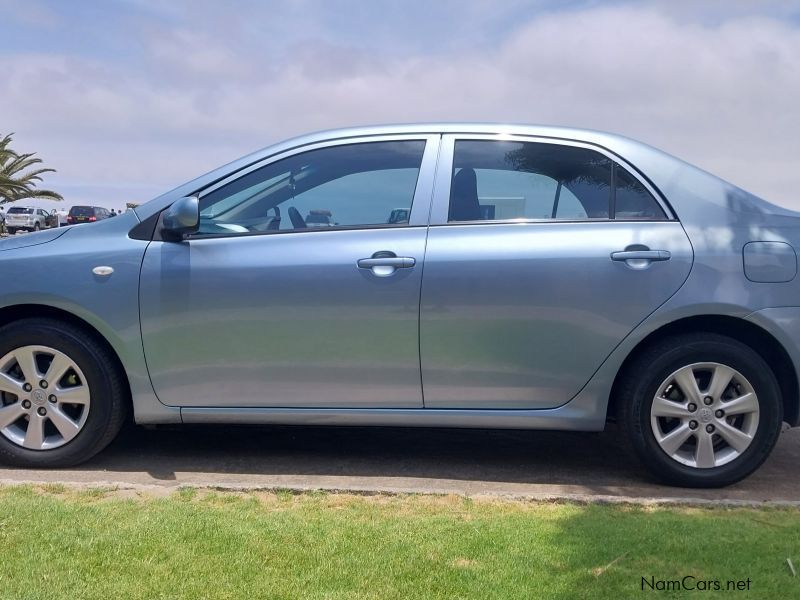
0;124;798;487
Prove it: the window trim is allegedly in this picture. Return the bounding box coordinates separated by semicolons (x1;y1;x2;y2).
183;134;441;240
430;134;675;226
181;222;428;243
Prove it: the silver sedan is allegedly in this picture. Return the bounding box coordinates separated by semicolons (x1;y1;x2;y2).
0;124;797;487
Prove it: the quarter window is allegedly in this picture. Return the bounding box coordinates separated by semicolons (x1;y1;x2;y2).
448;140;665;222
197;140;426;236
614;165;665;220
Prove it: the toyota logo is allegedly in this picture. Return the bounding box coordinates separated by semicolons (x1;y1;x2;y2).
31;389;47;406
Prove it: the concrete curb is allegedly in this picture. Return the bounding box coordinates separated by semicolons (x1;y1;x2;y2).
3;478;799;508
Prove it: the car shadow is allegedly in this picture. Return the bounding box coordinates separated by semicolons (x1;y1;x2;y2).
66;423;800;501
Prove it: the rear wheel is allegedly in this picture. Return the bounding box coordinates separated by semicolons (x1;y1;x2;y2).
33;223;40;232
618;333;783;487
6;228;15;235
0;319;127;467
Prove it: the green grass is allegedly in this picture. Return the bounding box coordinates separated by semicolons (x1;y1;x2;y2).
0;486;798;599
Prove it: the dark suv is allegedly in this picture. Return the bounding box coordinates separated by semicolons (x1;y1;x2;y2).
67;206;112;225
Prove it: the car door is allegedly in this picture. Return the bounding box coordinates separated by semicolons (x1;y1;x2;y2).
420;134;694;409
43;210;57;228
139;135;439;408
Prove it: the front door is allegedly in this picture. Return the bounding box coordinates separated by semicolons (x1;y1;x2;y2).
139;135;438;408
420;135;694;409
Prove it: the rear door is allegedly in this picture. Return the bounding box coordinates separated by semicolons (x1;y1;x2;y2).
420;134;693;409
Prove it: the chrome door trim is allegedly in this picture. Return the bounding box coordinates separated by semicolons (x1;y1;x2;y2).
429;133;676;226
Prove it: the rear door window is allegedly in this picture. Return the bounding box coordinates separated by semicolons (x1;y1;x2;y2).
447;140;666;222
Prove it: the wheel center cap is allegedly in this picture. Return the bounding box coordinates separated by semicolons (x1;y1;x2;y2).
699;407;713;423
31;389;46;406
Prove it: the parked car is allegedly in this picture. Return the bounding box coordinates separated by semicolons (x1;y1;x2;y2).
0;124;798;488
66;206;112;225
3;207;55;234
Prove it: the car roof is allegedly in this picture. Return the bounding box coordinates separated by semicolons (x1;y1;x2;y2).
253;123;663;166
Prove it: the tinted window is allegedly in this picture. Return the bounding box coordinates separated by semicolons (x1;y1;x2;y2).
197;141;426;236
8;207;33;214
69;206;94;217
448;140;666;222
614;166;665;220
449;141;612;222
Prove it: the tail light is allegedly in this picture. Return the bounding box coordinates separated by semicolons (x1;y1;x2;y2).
67;216;74;223
89;217;97;222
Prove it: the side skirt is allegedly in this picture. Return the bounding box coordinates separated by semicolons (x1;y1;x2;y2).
179;404;606;431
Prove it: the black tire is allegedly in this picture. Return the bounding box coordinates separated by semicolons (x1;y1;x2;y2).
618;332;783;488
6;228;15;235
0;318;127;467
33;223;40;231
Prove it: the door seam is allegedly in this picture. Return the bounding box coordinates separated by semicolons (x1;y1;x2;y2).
418;134;443;408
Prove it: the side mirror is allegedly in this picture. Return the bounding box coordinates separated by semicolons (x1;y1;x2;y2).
162;196;199;240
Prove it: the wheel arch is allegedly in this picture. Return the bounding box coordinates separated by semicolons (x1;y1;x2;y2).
0;304;132;407
609;314;799;427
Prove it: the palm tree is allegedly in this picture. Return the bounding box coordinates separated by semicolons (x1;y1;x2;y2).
0;133;63;205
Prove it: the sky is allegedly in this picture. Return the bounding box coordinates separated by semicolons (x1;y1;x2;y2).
1;0;800;212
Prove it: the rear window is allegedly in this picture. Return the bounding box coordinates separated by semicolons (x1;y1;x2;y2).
8;207;33;214
69;206;95;217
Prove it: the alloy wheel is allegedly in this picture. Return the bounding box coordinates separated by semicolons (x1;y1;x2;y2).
650;362;759;469
0;345;91;450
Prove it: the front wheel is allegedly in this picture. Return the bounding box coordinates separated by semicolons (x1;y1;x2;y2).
0;319;127;467
618;333;783;487
33;223;40;231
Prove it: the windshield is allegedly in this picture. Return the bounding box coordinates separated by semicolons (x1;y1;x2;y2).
7;207;33;214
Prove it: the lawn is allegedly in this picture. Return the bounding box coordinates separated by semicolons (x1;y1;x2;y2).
1;485;798;599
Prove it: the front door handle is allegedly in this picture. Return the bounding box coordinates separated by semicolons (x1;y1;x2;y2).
357;251;416;277
610;250;671;262
357;257;416;269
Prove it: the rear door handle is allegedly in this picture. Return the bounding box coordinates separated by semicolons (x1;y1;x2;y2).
610;250;671;262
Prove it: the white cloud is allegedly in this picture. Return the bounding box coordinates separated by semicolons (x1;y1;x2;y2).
1;2;800;209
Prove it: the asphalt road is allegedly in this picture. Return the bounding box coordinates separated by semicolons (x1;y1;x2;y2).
0;424;798;504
